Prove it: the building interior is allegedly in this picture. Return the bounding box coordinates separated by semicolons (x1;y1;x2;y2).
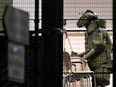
0;0;113;87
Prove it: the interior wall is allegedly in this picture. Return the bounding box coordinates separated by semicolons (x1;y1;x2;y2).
64;0;113;30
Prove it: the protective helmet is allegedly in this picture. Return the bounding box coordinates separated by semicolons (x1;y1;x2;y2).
84;9;98;20
77;9;98;28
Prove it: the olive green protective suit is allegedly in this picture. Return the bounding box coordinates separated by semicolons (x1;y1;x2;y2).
77;10;112;86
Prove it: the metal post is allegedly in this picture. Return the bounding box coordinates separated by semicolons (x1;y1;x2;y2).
42;0;63;87
34;0;39;86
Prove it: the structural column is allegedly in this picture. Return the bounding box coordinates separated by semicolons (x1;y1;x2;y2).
42;0;63;87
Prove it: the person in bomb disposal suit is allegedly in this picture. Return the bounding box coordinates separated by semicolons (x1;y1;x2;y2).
76;10;113;87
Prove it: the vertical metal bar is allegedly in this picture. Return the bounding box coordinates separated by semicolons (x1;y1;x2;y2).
42;0;63;87
34;0;39;86
113;0;115;86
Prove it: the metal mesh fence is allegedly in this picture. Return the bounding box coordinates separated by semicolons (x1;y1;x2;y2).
0;0;36;86
63;0;113;87
0;0;113;87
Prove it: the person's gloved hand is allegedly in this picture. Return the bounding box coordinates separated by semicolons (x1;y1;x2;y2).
74;52;78;57
81;56;87;62
71;51;79;57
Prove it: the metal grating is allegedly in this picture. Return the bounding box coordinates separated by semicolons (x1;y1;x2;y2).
0;0;113;87
63;0;113;87
0;0;36;86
